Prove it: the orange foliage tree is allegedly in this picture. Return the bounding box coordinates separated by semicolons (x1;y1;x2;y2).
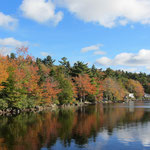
41;78;61;105
74;74;96;102
0;56;9;90
14;48;40;96
103;78;126;101
127;79;144;98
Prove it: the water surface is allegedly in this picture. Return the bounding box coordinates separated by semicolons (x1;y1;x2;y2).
0;102;150;150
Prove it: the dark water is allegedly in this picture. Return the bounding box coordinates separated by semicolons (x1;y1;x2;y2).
0;102;150;150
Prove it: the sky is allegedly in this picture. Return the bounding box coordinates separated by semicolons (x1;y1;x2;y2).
1;0;150;73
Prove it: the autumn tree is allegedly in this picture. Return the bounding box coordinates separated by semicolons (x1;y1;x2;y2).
103;78;126;101
3;47;41;108
0;56;9;90
127;79;144;98
74;74;96;102
41;78;61;105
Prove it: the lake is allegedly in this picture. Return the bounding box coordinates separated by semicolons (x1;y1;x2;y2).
0;102;150;150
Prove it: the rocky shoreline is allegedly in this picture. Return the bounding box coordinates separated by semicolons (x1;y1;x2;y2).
0;105;57;116
0;100;139;116
0;102;90;116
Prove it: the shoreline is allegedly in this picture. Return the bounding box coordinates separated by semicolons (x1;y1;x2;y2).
0;102;89;116
0;100;146;116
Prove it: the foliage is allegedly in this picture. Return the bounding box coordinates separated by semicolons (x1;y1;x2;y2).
103;78;127;101
74;74;97;102
56;73;75;104
0;56;9;90
0;47;148;109
127;79;144;98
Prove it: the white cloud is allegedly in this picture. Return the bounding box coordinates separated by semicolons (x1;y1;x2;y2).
20;0;63;25
81;44;105;54
120;68;138;73
0;37;28;47
0;47;12;56
40;51;50;57
146;66;150;70
56;0;150;27
96;57;112;66
0;12;18;30
96;49;150;69
0;37;29;56
94;51;106;55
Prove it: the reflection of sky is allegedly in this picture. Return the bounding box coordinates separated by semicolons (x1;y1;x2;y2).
117;122;150;147
42;123;150;150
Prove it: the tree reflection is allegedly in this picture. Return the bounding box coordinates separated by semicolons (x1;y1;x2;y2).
0;103;149;150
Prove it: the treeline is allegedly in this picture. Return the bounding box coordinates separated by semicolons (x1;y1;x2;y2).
0;47;149;109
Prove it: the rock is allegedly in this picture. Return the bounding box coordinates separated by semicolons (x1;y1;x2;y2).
35;106;43;111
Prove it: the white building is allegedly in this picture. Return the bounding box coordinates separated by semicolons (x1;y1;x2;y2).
144;93;150;98
128;93;135;99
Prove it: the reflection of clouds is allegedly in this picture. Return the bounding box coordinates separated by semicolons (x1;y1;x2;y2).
117;123;150;147
117;128;136;144
85;130;110;150
99;130;109;141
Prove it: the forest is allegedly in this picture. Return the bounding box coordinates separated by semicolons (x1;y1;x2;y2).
0;47;149;110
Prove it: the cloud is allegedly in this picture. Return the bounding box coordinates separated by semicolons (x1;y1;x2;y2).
0;47;12;56
20;0;63;25
96;57;112;66
96;49;150;69
40;51;50;57
81;44;101;53
56;0;150;27
0;37;28;47
94;51;106;55
146;66;150;70
120;68;138;73
0;37;29;55
0;12;18;30
81;44;105;55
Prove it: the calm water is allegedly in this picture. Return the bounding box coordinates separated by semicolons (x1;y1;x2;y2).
0;102;150;150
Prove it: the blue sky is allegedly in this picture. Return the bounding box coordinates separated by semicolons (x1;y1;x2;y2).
1;0;150;73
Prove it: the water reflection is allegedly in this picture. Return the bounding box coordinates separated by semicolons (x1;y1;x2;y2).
0;102;150;150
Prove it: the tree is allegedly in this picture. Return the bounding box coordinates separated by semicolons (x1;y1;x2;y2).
59;57;71;77
74;74;96;102
103;78;126;101
41;78;61;105
3;47;41;108
42;56;55;67
92;78;104;101
127;79;144;98
56;74;75;104
71;61;90;77
0;56;9;90
90;64;97;77
104;68;115;78
10;53;16;59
